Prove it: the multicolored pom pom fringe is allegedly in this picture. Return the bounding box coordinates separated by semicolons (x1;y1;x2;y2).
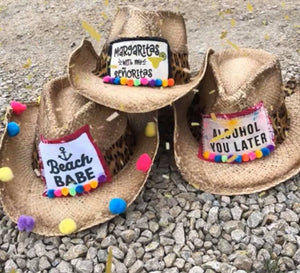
103;76;175;88
46;175;106;198
202;144;275;163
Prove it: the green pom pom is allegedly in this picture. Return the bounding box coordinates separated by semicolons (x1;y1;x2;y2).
134;79;141;86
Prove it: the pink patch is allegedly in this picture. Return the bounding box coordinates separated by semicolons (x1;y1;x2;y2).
54;189;62;197
140;78;148;86
103;76;111;83
248;152;256;161
11;101;27;115
208;153;215;160
136;153;152;173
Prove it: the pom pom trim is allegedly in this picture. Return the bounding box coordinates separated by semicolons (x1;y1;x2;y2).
201;144;275;164
103;77;175;88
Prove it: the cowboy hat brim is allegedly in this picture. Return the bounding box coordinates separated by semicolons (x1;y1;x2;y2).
173;90;300;195
0;78;159;236
68;40;212;113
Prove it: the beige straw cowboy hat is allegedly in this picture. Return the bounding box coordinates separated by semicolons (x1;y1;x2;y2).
0;76;158;236
174;48;300;195
68;6;210;113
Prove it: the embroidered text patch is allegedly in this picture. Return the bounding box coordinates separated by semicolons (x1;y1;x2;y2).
199;102;275;163
38;125;110;197
108;37;170;80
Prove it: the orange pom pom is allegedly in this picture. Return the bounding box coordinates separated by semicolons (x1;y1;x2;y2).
162;79;168;87
168;78;175;87
242;154;250;162
90;180;98;189
127;79;134;87
255;150;263;158
84;183;91;192
61;187;69;196
203;151;210;159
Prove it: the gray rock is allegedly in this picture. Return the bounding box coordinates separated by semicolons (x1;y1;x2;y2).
189;266;204;273
120;229;136;243
96;223;108;240
231;229;246;242
293;248;300;264
86;247;97;260
0;249;8;262
173;223;185;246
75;260;93;273
161;236;175;246
113;259;127;273
144;257;165;271
145;241;159;252
101;235;117;248
174;258;185;269
94;264;105;273
27;257;39;272
34;242;46;257
49;269;60;273
282;242;297;257
280;209;299;222
164;253;176;267
45;250;57;262
220;263;236;273
219;208;232;221
39;256;51;271
170;206;182;217
223;221;245;233
231;206;243;220
207;207;219;224
129;260;144;273
233;256;252;271
16;258;26;269
203;261;221;272
149;221;159;233
63;245;88;261
217;239;232;255
247;211;264;228
199;193;215;203
209;224;221;238
97;249;107;263
4;259;17;273
250;235;264;249
109;246;125;260
164;268;179;273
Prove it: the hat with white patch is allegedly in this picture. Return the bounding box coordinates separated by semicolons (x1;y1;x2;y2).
0;76;159;236
174;48;300;195
68;6;211;113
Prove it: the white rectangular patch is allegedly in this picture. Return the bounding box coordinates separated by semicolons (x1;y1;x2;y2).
39;126;107;196
201;102;275;160
108;38;169;80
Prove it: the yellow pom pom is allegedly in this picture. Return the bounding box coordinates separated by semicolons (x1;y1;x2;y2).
144;122;156;137
255;150;263;158
162;79;168;87
203;151;210;159
0;167;14;182
61;187;69;196
59;218;77;235
120;77;127;85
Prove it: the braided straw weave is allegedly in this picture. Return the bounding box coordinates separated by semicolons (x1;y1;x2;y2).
68;6;211;113
174;48;300;195
0;76;159;236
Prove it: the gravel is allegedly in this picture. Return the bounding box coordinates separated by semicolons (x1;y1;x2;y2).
1;0;300;273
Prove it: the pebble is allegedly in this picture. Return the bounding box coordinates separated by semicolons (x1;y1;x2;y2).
189;266;204;273
247;211;264;228
280;209;299;222
75;260;93;273
164;253;176;267
173;223;185;246
129;259;144;273
63;245;88;261
217;239;233;255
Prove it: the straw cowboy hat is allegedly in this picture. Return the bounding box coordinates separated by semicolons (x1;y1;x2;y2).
0;76;158;236
174;48;300;195
68;6;210;113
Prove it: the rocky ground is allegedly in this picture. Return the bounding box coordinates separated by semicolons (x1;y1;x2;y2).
0;0;299;272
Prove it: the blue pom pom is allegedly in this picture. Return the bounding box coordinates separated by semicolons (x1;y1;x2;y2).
7;122;20;137
214;155;222;162
113;77;121;84
261;147;270;156
76;185;84;194
47;189;55;198
235;155;242;163
109;198;127;214
155;79;162;86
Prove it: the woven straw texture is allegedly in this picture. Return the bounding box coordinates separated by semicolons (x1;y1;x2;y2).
0;76;159;236
68;6;212;113
174;49;300;195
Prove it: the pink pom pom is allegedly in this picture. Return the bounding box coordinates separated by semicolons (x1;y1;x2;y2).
248;152;256;161
54;189;62;197
140;78;148;86
11;101;27;115
208;153;215;160
103;76;111;83
136;153;152;173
